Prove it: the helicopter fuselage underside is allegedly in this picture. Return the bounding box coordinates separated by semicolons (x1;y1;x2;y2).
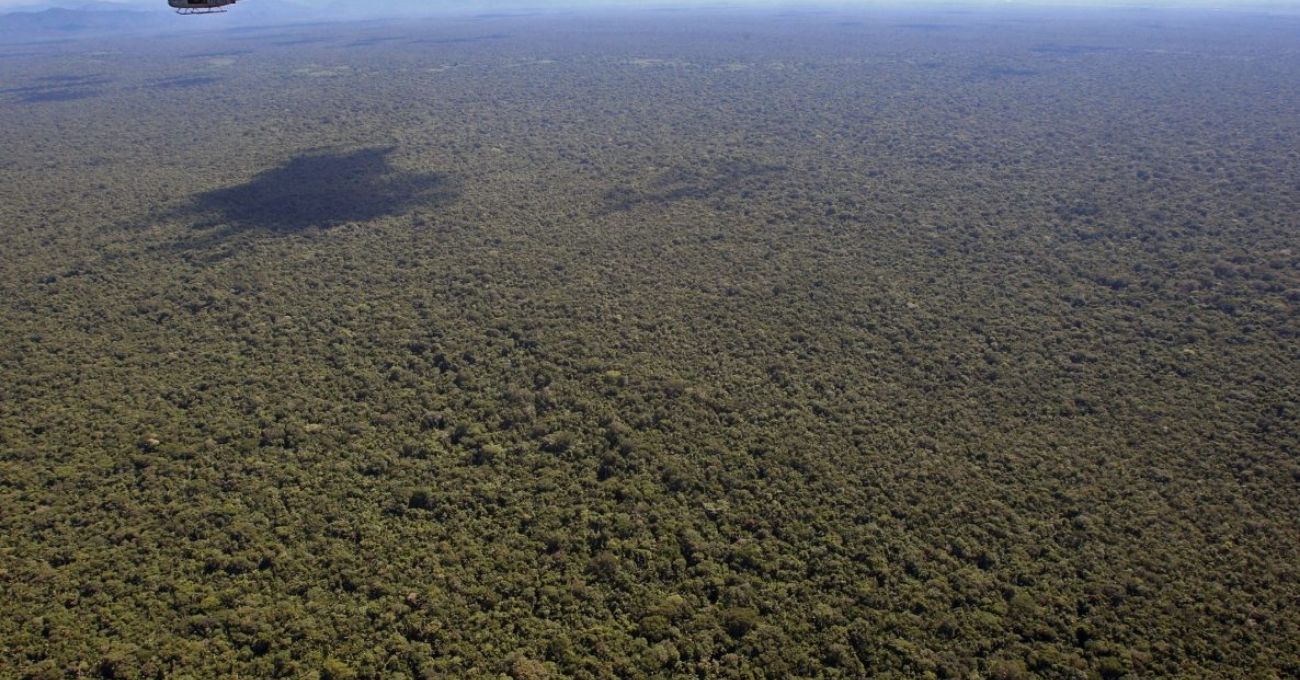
169;0;237;14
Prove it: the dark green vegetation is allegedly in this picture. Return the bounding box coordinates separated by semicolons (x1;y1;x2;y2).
2;7;1298;679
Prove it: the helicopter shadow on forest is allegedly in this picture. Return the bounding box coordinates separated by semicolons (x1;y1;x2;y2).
600;158;788;214
345;36;401;48
170;147;458;254
966;64;1040;82
891;23;959;32
184;49;252;58
0;74;111;103
148;75;221;90
1029;44;1119;57
470;11;544;20
227;30;332;46
408;33;511;46
271;36;335;47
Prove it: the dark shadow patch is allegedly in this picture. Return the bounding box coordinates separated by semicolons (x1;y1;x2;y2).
968;65;1039;82
185;49;252;58
270;36;332;46
151;76;220;90
345;36;404;48
472;12;542;19
36;74;101;83
775;8;834;17
893;23;957;31
223;20;337;34
17;88;100;103
409;33;510;46
2;75;110;103
182;147;458;238
5;37;76;47
602;158;787;214
1030;44;1116;56
3;75;110;92
229;30;330;44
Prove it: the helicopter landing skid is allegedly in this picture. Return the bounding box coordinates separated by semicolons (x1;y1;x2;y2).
176;7;229;14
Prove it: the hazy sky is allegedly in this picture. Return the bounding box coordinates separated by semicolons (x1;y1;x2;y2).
2;0;1297;10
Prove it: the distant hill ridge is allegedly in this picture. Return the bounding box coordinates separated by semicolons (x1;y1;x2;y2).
0;6;156;38
0;0;333;42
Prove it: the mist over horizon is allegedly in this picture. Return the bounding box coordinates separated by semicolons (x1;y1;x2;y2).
4;0;1300;14
2;0;1298;43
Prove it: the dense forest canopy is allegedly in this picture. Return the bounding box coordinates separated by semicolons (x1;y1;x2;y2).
1;5;1297;679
